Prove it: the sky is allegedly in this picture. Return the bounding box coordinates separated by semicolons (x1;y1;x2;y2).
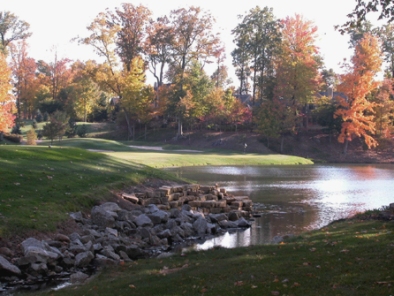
0;0;383;85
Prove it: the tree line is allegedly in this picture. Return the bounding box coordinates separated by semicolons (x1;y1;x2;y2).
0;3;394;153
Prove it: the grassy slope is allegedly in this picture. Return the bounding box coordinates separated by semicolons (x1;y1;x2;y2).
31;219;394;296
0;145;178;237
0;138;311;237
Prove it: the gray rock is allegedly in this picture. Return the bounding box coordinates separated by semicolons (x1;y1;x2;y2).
0;255;21;275
119;251;131;261
99;202;122;212
166;219;178;229
69;212;83;222
0;247;13;258
31;262;48;273
54;233;70;243
209;213;228;223
91;206;116;228
70;271;89;284
145;204;160;213
147;214;162;225
105;227;118;237
69;232;81;242
181;222;195;237
134;214;153;227
236;217;251;228
218;220;238;228
157;229;172;239
228;211;240;221
101;247;120;261
150;210;169;223
75;251;94;267
193;217;208;236
21;238;61;263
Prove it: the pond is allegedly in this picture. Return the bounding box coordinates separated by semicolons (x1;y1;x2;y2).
165;164;394;250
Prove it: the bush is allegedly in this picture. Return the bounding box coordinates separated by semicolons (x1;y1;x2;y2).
35;111;43;123
3;133;23;143
11;125;22;134
26;128;37;145
77;124;88;138
32;120;38;129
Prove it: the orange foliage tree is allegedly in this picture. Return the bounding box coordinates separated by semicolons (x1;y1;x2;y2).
0;53;14;133
334;33;382;154
274;14;321;130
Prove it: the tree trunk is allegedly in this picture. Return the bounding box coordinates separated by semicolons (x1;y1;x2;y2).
176;119;183;139
132;124;135;141
343;139;349;155
280;136;285;153
122;107;133;141
144;124;147;140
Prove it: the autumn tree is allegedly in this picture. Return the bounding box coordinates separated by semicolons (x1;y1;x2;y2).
334;33;383;154
145;16;174;88
167;6;220;137
274;14;322;130
9;40;38;119
0;11;31;54
0;53;14;133
372;78;394;137
121;56;154;140
68;61;100;122
107;3;152;72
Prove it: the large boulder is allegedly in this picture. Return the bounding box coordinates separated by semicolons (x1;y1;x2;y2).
21;238;62;264
193;217;208;237
134;214;153;227
75;251;94;267
91;206;117;228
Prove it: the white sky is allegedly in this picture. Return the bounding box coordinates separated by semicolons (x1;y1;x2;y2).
0;0;385;85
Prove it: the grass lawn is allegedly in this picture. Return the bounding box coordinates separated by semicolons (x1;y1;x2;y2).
30;218;394;296
0;145;179;237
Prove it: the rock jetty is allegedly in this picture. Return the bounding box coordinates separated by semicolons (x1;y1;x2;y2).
0;184;253;293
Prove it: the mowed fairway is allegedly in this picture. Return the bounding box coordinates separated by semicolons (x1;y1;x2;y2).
103;151;313;168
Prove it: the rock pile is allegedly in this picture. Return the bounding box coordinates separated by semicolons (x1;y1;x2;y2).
0;184;253;293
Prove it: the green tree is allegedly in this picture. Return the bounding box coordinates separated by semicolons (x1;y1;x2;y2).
42;111;69;144
339;0;394;34
231;6;281;105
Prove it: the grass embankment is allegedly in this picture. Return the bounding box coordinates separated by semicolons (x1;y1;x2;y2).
30;218;394;296
0;145;179;237
0;139;312;237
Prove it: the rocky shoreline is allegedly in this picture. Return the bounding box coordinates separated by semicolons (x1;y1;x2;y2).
0;184;254;294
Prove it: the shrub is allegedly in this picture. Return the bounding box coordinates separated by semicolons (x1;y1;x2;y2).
3;133;23;143
35;111;43;123
26;128;37;145
77;124;88;138
32;120;38;129
11;125;21;134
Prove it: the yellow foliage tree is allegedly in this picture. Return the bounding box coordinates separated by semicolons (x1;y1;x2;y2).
0;53;14;133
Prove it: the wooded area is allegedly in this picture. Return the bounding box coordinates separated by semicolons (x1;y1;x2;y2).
1;3;394;153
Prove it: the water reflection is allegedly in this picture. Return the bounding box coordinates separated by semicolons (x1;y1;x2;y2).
167;164;394;249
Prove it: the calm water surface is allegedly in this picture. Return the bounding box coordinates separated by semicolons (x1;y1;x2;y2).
165;164;394;250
